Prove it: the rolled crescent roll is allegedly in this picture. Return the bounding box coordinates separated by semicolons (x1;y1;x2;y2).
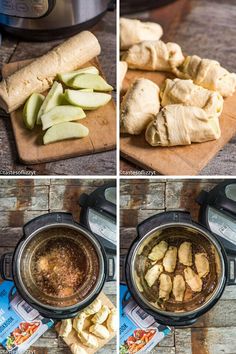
173;55;236;97
122;40;184;72
145;105;221;146
120;18;163;50
121;78;160;135
161;78;224;116
119;61;128;92
0;31;101;113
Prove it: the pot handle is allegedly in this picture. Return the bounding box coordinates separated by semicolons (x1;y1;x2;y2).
23;212;75;238
106;252;116;282
0;253;13;281
137;211;192;239
226;252;236;286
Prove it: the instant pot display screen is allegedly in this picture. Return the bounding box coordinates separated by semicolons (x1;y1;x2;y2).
19;227;100;308
133;226;222;313
208;206;236;245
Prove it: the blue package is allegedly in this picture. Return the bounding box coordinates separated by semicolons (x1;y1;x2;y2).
120;283;171;353
0;281;54;354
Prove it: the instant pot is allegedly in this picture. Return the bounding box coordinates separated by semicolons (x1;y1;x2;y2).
0;212;115;319
0;0;116;40
125;210;236;327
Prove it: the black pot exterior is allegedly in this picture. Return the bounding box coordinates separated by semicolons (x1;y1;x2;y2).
125;210;228;327
1;212;108;319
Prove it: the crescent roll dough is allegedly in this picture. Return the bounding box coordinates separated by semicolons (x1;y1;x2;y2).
145;105;221;147
174;55;236;97
161;78;223;117
159;274;172;301
119;61;128;92
0;31;101;113
120;18;163;50
122;40;184;72
121;78;160;135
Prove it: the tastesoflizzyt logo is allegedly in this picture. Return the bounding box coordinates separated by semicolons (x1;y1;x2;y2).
0;170;36;176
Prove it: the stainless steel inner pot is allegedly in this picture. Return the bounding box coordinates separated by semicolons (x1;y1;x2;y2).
130;223;225;318
16;224;105;311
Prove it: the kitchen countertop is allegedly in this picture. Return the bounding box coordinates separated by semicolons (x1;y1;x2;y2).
120;179;236;354
0;178;116;354
120;0;236;176
0;11;116;176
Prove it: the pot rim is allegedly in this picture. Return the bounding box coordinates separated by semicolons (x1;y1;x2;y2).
127;221;227;319
13;222;106;312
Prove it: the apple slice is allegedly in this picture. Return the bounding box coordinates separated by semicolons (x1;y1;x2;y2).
69;73;113;91
41;105;86;130
43;122;89;145
59;89;93;105
37;81;63;124
58;66;99;85
64;89;112;110
23;93;45;130
79;88;94;92
58;93;69;105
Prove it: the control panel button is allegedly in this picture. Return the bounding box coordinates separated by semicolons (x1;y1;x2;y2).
2;0;13;11
0;0;49;18
16;2;29;13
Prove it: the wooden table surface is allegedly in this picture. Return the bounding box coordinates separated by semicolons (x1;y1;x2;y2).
0;11;116;176
120;179;236;354
120;0;236;176
0;179;116;354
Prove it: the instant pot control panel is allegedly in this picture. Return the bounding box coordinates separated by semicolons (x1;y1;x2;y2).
197;181;236;285
197;180;236;252
79;182;116;253
0;0;53;18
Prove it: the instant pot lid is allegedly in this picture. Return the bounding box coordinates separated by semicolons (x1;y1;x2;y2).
79;182;116;252
197;180;236;252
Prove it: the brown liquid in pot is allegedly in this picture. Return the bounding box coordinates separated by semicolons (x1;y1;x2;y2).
32;238;88;298
20;227;100;307
134;228;220;312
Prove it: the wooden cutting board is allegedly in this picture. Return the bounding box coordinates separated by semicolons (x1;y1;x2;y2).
2;58;116;165
55;292;116;354
120;70;236;175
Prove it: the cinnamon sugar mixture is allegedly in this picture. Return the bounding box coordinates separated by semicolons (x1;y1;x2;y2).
32;238;87;298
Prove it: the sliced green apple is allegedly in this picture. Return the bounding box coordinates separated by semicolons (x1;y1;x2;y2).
69;73;113;91
23;93;45;130
58;93;69;105
58;66;99;85
43;122;89;145
79;88;94;92
41;105;86;130
37;81;63;124
59;89;94;105
64;89;112;110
